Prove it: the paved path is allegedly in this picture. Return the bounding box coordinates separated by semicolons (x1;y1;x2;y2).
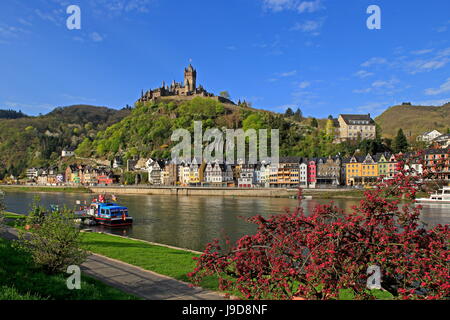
0;226;224;300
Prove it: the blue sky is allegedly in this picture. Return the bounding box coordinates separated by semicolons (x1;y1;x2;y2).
0;0;449;118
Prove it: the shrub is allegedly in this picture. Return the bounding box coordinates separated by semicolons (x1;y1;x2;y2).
189;154;450;300
17;204;87;274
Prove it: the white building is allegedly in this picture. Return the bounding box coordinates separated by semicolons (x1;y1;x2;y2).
416;130;442;143
178;162;191;186
61;149;75;157
300;161;308;187
238;164;257;188
433;133;450;148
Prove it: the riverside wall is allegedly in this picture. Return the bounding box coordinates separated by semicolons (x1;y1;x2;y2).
89;186;299;198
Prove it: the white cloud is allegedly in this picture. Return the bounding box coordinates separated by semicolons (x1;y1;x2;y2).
407;58;449;74
372;78;399;89
414;98;450;106
0;25;27;39
361;57;387;67
298;81;311;88
297;0;324;13
411;49;434;55
425;78;450;95
279;70;297;77
90;32;104;42
353;88;373;94
353;78;400;94
291;19;324;34
354;70;374;78
18;18;33;27
406;47;450;74
262;0;325;13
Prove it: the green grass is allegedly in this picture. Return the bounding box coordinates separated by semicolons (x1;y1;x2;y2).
0;238;138;300
0;185;91;193
80;232;394;300
80;232;219;291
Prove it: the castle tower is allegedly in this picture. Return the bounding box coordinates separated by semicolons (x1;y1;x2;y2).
184;64;197;93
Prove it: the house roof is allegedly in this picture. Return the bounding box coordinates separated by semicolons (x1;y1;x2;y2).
339;114;374;125
433;133;450;141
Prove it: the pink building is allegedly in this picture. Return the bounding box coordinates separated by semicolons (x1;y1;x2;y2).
308;160;317;185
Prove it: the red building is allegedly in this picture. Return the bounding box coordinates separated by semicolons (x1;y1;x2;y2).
308;160;317;186
97;175;114;185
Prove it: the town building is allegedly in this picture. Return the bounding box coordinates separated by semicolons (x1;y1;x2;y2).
416;130;442;143
424;148;450;181
61;148;75;157
299;160;309;187
146;158;165;185
316;156;341;186
432;133;450;149
334;114;376;142
238;164;257;188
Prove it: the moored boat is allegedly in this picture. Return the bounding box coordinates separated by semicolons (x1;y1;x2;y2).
76;194;133;227
415;186;450;204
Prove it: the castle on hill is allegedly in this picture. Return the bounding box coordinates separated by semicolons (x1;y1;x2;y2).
137;64;233;104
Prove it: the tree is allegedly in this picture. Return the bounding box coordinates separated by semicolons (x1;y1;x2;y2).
284;108;294;117
310;118;318;128
393;128;409;153
17;200;87;274
189;156;450;300
219;91;231;99
325;119;335;138
293;108;303;121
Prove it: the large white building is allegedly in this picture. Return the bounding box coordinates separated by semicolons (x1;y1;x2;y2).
417;130;442;143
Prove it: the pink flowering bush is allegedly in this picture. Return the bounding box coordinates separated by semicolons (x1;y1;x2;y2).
188;153;449;300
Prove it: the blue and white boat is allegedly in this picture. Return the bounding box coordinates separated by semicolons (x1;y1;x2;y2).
76;195;133;227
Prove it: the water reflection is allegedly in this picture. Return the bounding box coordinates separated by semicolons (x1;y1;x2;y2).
3;191;449;252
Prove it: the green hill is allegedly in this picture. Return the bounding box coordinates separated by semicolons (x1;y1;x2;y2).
76;97;307;161
375;103;450;139
0;105;131;178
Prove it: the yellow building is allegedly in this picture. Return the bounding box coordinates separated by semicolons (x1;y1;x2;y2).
345;154;379;186
346;156;363;186
335;114;376;143
361;154;378;184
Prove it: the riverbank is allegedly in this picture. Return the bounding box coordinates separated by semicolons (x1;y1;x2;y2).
2;214;394;300
0;185;91;193
0;237;137;300
1;184;428;200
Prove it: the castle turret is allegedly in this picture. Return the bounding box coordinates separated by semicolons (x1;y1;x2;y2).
184;64;197;93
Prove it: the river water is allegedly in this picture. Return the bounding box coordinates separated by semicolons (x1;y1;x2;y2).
3;191;449;252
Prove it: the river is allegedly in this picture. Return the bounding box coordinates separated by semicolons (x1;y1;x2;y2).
3;191;449;252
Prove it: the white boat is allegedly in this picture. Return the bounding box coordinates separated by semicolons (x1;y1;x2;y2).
416;186;450;204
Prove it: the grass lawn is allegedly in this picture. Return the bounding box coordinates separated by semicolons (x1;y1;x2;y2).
80;232;394;300
0;238;138;300
2;214;395;300
80;232;219;291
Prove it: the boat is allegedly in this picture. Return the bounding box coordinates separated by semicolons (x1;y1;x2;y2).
415;186;450;204
76;194;133;227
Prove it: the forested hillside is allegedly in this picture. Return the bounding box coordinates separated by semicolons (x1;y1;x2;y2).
0;98;397;179
0;105;130;178
76;97;384;163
